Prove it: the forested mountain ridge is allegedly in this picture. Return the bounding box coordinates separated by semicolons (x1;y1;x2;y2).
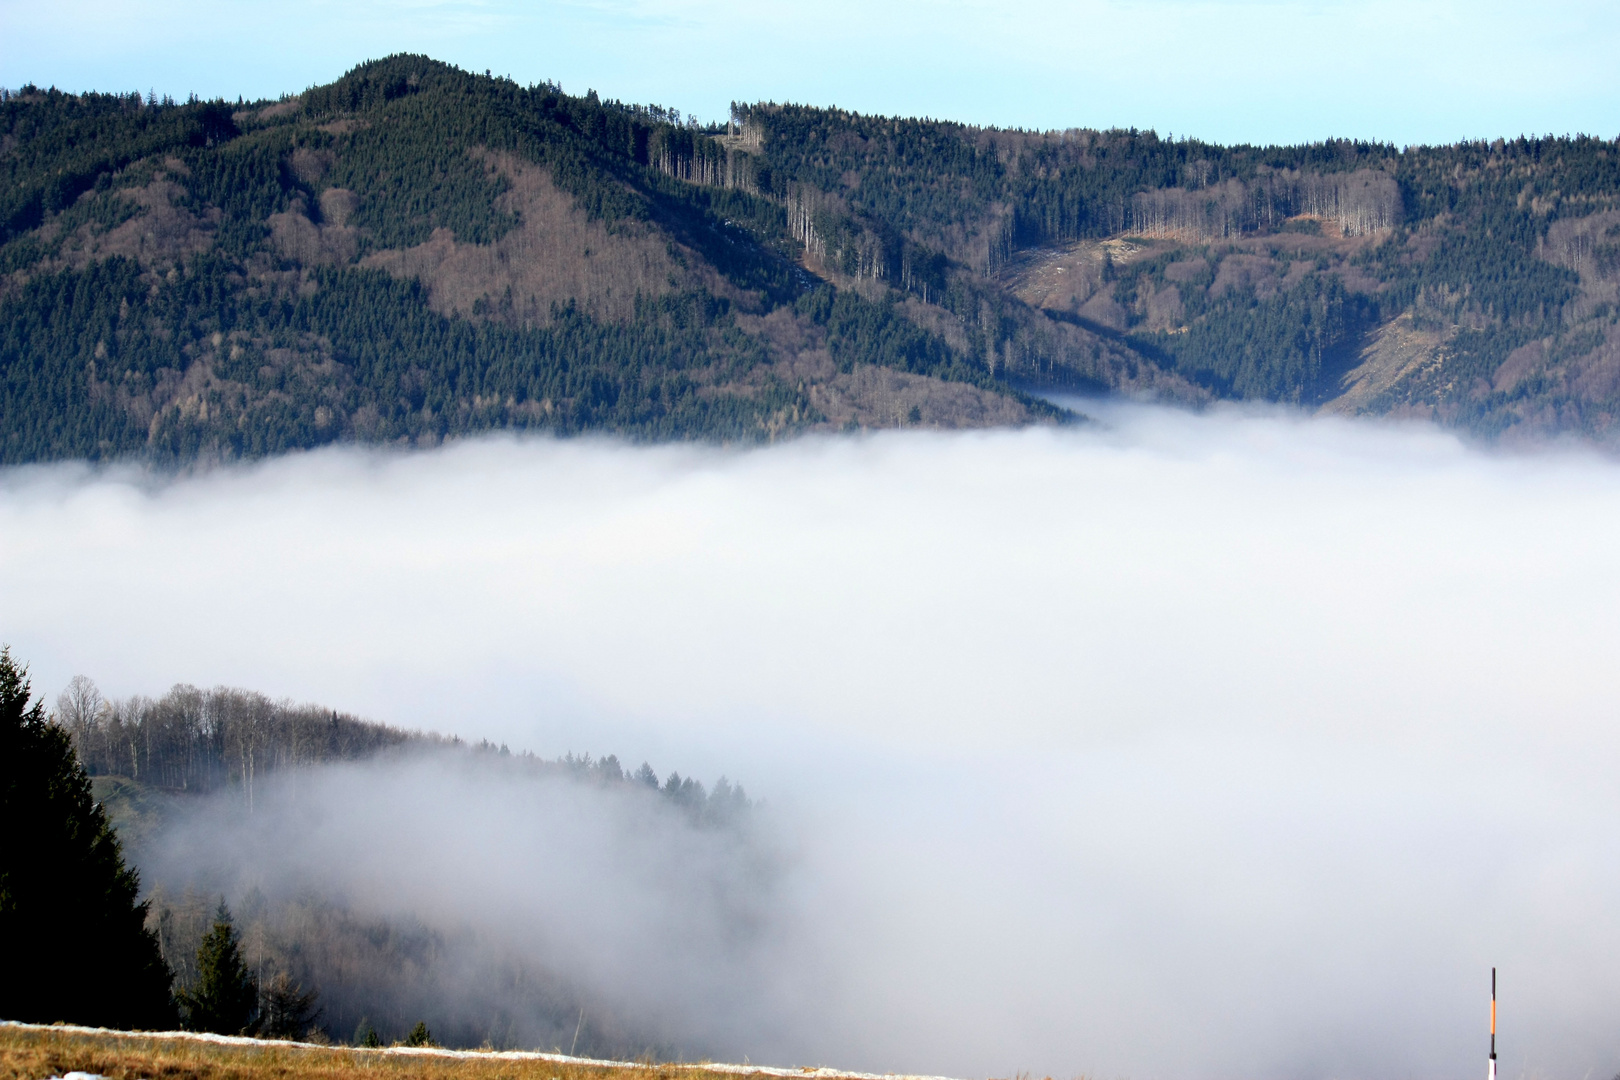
734;104;1620;437
3;55;1619;461
0;57;1076;463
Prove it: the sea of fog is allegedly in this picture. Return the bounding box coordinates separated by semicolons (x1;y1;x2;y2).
5;400;1620;1080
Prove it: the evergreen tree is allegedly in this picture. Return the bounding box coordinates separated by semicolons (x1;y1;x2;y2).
0;646;175;1028
405;1020;434;1047
178;901;259;1034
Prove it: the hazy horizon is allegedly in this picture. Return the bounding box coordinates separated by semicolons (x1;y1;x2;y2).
3;1;1617;148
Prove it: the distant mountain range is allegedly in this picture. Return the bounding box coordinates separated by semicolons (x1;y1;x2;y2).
3;54;1618;462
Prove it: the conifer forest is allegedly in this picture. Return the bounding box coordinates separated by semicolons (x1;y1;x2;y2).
4;55;1620;462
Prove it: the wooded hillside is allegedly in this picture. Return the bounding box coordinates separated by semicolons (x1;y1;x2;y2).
4;55;1619;458
49;673;756;1053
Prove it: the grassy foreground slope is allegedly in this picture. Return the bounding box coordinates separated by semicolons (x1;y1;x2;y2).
0;1024;933;1080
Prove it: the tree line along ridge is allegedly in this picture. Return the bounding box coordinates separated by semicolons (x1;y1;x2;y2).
3;55;1620;458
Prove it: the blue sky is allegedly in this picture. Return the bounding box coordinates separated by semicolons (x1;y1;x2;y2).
2;0;1617;149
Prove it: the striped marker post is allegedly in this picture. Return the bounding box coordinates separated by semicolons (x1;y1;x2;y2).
1487;967;1497;1080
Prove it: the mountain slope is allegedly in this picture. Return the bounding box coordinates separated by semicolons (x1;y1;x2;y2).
730;106;1620;439
0;58;1078;464
4;56;1620;462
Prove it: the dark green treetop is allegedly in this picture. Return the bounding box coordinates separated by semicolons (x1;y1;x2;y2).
0;646;176;1028
178;901;260;1035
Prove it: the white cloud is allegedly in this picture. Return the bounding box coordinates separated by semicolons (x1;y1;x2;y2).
6;403;1620;1077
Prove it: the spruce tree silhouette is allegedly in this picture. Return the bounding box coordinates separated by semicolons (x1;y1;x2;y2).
0;647;175;1027
179;902;259;1034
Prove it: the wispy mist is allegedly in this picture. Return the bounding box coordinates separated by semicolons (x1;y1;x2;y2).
6;403;1620;1079
140;749;782;1058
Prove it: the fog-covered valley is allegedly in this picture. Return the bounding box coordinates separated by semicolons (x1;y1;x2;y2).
7;402;1620;1079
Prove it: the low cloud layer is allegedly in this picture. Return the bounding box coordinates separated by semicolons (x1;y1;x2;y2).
140;750;784;1058
6;403;1620;1079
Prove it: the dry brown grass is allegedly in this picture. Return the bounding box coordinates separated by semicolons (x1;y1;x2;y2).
0;1025;898;1080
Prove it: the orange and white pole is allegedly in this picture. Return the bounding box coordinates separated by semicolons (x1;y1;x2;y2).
1488;967;1497;1080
